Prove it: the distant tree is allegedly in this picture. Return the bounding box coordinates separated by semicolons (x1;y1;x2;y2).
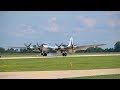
0;47;5;53
14;49;19;53
114;41;120;52
19;48;33;53
95;47;104;52
33;45;37;48
6;48;10;53
20;48;27;53
86;47;104;52
104;48;109;52
109;48;114;52
104;48;114;52
86;47;95;52
9;48;15;53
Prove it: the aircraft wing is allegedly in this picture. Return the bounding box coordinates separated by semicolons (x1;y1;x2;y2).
74;44;106;51
38;44;106;53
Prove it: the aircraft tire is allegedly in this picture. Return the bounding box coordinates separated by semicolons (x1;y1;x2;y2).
62;53;67;56
41;53;43;56
64;53;67;56
44;53;47;56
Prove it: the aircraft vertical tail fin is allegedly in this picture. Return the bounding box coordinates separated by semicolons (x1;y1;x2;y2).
68;37;73;47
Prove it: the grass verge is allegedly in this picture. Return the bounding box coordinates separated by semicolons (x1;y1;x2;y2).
0;56;120;72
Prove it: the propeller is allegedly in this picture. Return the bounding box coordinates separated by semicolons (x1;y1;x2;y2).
55;43;63;50
24;43;32;49
36;43;47;52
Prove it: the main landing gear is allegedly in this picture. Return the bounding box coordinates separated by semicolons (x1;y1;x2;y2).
41;51;67;56
62;53;67;56
62;51;67;56
41;51;47;56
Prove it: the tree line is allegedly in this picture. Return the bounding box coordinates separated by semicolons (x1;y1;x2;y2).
0;48;34;54
0;41;120;53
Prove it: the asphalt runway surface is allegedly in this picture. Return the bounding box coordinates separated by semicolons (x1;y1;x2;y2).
0;68;120;79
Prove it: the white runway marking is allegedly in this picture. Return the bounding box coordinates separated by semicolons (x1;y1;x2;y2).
0;68;120;79
0;54;120;59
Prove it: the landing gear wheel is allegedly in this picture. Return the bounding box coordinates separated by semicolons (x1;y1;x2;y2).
41;53;43;56
62;53;67;56
64;53;67;56
43;53;47;56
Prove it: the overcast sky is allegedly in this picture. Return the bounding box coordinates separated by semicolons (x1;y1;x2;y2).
0;11;120;49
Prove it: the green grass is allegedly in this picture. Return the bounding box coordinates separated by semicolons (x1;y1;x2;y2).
67;74;120;79
0;56;120;72
0;53;41;57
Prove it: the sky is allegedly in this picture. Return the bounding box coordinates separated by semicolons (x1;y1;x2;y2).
0;11;120;49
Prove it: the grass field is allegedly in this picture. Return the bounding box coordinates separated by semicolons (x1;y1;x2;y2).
0;56;120;72
67;74;120;79
0;53;41;57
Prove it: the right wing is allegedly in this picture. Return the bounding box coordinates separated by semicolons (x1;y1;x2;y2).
74;44;106;51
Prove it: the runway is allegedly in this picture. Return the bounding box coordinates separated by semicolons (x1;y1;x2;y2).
0;53;120;60
0;68;120;79
0;54;120;79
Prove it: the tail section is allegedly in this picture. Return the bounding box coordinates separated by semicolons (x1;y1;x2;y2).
68;37;73;47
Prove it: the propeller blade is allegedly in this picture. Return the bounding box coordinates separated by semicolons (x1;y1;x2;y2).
29;43;32;47
37;43;40;47
55;43;63;50
60;43;63;46
24;43;27;47
74;44;77;46
55;43;58;47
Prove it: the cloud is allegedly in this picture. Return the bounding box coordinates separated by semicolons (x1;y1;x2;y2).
104;11;120;16
48;17;58;32
38;16;65;34
8;24;40;37
108;19;120;28
71;27;85;35
77;16;96;28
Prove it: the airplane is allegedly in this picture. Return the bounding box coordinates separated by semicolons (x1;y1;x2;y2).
10;37;106;56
